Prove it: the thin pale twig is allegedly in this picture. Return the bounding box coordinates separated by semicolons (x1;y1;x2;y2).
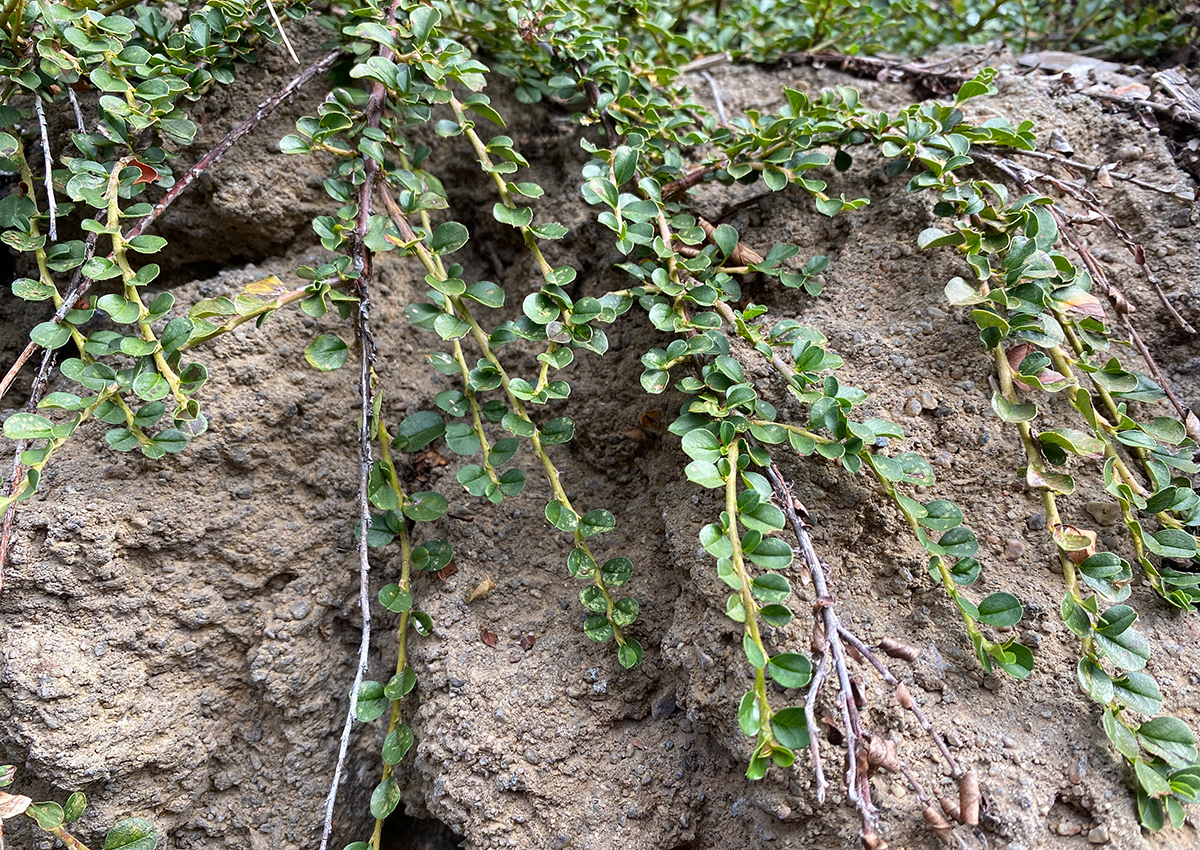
700;70;727;125
33;98;56;241
318;10;394;847
263;0;300;64
1007;147;1198;204
0;50;343;403
761;461;875;827
805;650;832;803
836;624;963;778
67;88;85;133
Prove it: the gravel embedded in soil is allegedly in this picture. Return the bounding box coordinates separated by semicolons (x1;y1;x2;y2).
2;46;1200;850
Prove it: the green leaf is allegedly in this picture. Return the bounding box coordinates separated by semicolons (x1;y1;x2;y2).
917;227;965;249
27;802;65;829
745;537;793;570
617;638;643;668
919;499;962;531
132;372;170;402
30;321;72;349
385;668;417;699
354;680;386;721
991;392;1037;423
493;203;533;227
751;573;791;602
402;491;448;522
1095;624;1151;672
382;725;414;764
1138;716;1198;767
546;501;578;532
379;584;413;612
583;614;612;643
738;690;761;736
103;818;157;850
743;632;766;669
612;597;639;627
430;221;469;254
370;777;401;819
767;653;812;689
305;334;349;371
1135;759;1172;798
771;707;810;750
1114;672;1162;716
601;557;634;587
578;509;616;538
1077;658;1114;704
62;792;86;823
1147;529;1197;560
4;413;55;440
1104;708;1140;760
977;592;1023;627
394;410;444;452
681;427;721;462
465;280;504;308
126;235;167;254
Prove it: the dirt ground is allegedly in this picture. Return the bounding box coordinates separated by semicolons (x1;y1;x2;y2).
2;34;1200;850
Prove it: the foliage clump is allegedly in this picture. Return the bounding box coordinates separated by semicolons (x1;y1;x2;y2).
1;0;1198;847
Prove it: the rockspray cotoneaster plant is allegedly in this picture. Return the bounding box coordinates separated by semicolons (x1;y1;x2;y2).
2;0;1199;848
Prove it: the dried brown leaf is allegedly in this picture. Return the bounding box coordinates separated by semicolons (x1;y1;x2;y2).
959;770;981;827
0;792;31;819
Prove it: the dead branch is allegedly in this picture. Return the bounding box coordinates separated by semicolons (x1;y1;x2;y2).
33;98;56;242
975;150;1194;420
0;49;344;404
318;17;390;850
761;462;877;836
1007;147;1198;204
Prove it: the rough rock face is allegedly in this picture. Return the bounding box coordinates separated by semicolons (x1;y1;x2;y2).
2;50;1200;850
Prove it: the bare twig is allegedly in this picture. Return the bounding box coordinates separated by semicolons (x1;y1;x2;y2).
761;462;876;833
129;48;342;240
0;233;96;404
0;346;57;593
836;625;963;778
33;98;56;242
680;52;731;74
263;0;300;64
318;13;392;849
700;70;727;125
0;231;96;584
66;88;85;134
805;651;832;803
975;150;1193;417
0;49;344;404
1007;148;1198;204
775;51;971;94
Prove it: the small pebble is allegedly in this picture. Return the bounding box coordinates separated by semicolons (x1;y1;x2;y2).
1026;513;1046;531
1085;501;1121;526
1087;824;1109;844
1005;539;1026;560
904;398;923;417
920;391;937;410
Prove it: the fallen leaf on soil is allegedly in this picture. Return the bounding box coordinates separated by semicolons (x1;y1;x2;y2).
481;628;498;647
879;637;921;662
959;770;980;827
465;574;496;604
631;737;645;750
1112;83;1151;98
519;633;537;651
0;791;31;819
